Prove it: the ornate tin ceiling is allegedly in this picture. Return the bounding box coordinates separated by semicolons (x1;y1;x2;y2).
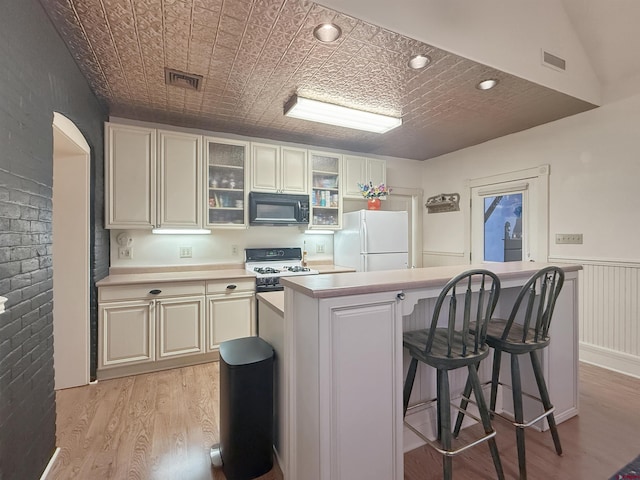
39;0;597;160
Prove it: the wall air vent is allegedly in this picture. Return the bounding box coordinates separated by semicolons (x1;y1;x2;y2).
164;68;203;91
541;50;566;72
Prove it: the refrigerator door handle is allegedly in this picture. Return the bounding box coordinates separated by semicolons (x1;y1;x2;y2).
361;219;368;253
363;255;367;272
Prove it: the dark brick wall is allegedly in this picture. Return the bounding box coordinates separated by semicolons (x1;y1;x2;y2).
0;1;108;479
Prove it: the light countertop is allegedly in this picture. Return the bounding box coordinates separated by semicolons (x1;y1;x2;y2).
312;264;356;274
281;262;582;299
257;291;284;315
96;268;254;287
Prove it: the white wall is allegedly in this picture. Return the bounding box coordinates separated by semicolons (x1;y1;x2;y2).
318;0;601;104
423;92;640;261
421;91;640;377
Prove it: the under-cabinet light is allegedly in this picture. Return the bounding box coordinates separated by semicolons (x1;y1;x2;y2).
284;95;402;134
304;230;335;235
151;228;211;235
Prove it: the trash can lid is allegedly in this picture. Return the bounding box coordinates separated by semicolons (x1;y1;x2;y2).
219;336;274;366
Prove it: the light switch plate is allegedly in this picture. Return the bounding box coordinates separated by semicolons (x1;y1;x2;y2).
179;246;193;258
555;233;583;244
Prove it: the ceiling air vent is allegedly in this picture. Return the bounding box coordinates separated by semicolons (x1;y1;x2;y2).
541;50;566;72
164;68;203;91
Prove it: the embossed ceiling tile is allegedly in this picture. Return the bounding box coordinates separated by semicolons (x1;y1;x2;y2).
216;30;243;51
222;0;253;20
219;13;247;34
191;22;217;42
193;4;222;25
163;0;193;20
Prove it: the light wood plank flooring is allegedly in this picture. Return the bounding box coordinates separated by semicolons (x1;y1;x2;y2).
50;362;639;479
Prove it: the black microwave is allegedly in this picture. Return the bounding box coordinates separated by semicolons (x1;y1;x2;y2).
249;192;310;226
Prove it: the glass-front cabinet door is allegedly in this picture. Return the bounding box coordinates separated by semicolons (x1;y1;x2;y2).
309;151;342;229
204;137;249;228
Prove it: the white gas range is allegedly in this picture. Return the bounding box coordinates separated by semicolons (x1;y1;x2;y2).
245;247;319;292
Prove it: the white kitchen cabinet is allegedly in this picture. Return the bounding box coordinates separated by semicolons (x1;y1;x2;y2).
105;123;156;228
205;137;249;228
309;150;342;229
105;123;203;229
157;130;202;228
206;279;256;350
342;155;387;199
250;142;308;194
157;296;205;359
97;281;207;378
99;300;154;367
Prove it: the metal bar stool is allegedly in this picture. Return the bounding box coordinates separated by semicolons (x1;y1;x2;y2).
403;269;505;480
453;266;565;479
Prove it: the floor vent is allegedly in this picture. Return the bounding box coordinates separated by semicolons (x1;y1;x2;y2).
541;50;566;72
164;68;203;91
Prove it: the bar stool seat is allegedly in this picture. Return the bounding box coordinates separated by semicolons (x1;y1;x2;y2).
403;269;505;480
454;266;565;480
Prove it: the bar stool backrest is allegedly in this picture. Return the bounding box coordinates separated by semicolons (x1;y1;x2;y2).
501;266;565;343
424;269;501;358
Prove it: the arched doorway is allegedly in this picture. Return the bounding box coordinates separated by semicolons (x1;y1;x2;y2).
52;112;90;389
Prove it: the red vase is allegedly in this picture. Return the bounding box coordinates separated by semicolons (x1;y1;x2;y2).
367;198;381;210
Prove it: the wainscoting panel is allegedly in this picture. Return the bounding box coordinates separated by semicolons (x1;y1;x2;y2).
549;256;640;378
422;251;467;267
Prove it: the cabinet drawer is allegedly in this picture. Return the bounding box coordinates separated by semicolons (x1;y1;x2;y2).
100;281;205;302
206;278;255;295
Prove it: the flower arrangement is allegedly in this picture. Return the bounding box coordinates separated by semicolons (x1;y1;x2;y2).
357;181;391;199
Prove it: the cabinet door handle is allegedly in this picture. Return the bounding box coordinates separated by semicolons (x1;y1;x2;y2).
226;284;237;290
149;289;162;295
397;292;405;300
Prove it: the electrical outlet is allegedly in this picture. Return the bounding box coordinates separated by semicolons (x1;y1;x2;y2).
179;246;192;258
231;245;239;256
555;233;583;244
316;242;325;254
118;246;133;259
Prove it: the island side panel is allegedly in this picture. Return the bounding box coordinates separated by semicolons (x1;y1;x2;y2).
319;293;404;480
286;290;321;480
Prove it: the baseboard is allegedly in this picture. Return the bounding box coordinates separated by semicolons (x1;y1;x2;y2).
40;447;60;480
580;342;640;379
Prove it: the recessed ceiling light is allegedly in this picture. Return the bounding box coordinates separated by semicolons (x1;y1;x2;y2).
313;23;342;43
408;54;431;70
476;79;499;90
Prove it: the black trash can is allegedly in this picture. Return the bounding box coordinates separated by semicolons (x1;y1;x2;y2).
211;336;274;480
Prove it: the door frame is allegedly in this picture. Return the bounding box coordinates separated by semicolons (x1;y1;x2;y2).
386;186;424;268
52;112;91;389
465;165;549;264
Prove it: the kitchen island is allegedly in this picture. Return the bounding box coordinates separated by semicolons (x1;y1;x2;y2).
279;262;581;480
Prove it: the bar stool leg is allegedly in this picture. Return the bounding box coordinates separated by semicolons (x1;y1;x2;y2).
530;350;563;455
468;364;505;480
511;354;527;479
403;358;418;417
438;369;453;480
453;371;474;437
490;349;502;413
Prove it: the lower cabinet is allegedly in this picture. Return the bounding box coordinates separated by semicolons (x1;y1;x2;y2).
100;300;154;367
206;278;256;350
157;296;205;359
98;278;255;379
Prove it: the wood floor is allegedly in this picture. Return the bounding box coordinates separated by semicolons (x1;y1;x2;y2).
50;362;639;479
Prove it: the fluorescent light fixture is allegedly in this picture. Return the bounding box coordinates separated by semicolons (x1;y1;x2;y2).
151;228;211;235
284;95;402;134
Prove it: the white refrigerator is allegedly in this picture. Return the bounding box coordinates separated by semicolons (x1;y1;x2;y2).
334;210;409;272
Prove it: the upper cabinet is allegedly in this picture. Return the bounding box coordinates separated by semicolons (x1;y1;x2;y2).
157;130;202;228
342;155;387;199
250;143;308;194
105;123;156;229
205;137;249;228
105;123;202;229
309;151;342;230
